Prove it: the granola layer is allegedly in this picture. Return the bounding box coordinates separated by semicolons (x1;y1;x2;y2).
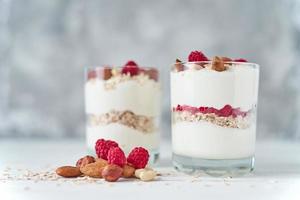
172;111;251;129
87;110;156;133
103;73;159;90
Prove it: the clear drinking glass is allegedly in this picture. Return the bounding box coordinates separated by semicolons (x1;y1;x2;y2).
171;61;259;176
85;66;161;163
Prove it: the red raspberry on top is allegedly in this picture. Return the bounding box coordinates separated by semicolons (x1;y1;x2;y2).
219;105;233;117
175;105;183;111
234;58;248;62
95;139;119;160
107;147;126;167
124;60;138;66
122;60;139;76
127;147;149;169
188;51;209;62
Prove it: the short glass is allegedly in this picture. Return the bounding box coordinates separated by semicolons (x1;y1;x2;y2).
85;66;161;163
171;61;259;176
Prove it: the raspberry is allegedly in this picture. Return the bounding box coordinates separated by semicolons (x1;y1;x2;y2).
127;147;149;169
181;105;199;114
188;51;209;62
199;106;208;113
95;139;119;160
175;105;183;111
206;107;219;115
219;105;233;117
124;60;138;67
122;60;139;76
107;147;126;167
234;58;248;62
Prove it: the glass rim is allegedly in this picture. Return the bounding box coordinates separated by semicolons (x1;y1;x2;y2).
174;61;259;69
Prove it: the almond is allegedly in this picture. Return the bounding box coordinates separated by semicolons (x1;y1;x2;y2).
212;56;226;72
95;158;108;166
56;166;82;178
122;164;135;178
80;160;108;178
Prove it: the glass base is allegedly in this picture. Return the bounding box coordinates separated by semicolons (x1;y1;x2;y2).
87;148;159;165
173;153;254;177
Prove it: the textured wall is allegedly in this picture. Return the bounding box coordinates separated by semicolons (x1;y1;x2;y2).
0;0;300;139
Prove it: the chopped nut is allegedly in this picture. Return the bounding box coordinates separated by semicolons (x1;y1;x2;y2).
221;57;232;62
102;68;112;80
144;68;159;81
212;56;226;71
174;59;184;72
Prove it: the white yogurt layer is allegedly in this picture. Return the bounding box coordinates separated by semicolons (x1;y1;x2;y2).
172;121;256;159
87;124;159;154
171;64;259;110
85;79;161;116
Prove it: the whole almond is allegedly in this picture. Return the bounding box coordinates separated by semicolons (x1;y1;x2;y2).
212;56;226;72
80;160;107;178
95;158;108;166
56;166;82;178
76;155;95;168
102;164;123;182
122;164;135;178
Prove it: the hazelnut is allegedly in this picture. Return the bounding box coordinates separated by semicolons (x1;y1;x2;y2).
102;164;123;182
76;155;95;168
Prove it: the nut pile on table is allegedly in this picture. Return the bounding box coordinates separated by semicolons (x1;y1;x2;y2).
55;138;157;182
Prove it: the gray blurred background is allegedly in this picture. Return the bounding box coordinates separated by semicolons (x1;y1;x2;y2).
1;0;300;139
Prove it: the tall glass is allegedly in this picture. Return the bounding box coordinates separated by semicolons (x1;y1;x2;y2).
171;61;259;176
85;66;160;163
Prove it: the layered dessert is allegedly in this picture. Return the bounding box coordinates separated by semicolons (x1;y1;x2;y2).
171;51;259;175
85;61;160;161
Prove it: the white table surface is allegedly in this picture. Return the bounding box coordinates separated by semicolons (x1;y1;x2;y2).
1;139;300;200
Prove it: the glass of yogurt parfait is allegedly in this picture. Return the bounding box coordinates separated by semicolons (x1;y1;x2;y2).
171;51;259;176
85;61;160;163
